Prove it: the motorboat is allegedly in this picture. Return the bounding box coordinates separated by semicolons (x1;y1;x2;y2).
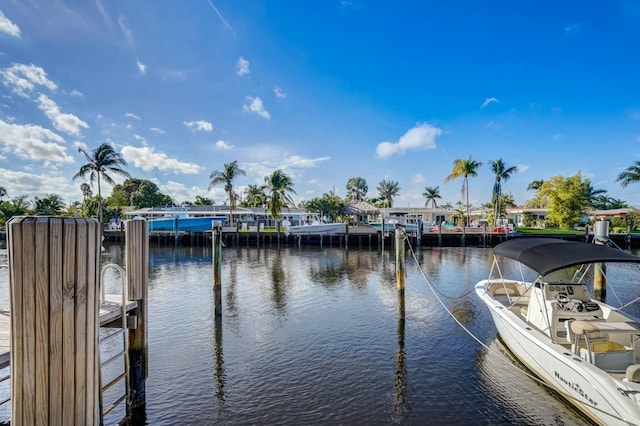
475;237;640;425
369;217;420;232
283;220;347;235
147;209;226;232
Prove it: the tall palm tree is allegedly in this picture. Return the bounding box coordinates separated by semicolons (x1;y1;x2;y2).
422;186;441;208
209;160;246;226
80;183;92;201
617;160;640;188
444;155;483;227
74;143;130;224
264;169;296;231
488;159;518;225
376;179;400;208
346;177;368;202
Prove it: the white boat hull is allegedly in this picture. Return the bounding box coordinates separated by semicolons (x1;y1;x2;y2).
285;223;346;235
476;280;640;426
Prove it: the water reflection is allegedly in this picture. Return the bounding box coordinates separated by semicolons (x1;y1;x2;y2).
23;243;619;424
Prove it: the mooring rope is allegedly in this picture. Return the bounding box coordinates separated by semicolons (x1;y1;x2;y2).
398;228;635;425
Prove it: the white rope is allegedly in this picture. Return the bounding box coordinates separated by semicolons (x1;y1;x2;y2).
399;229;634;424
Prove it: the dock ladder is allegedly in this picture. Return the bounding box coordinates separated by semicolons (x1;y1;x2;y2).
99;264;130;422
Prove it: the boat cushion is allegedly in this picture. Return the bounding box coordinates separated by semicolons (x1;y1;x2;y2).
626;365;640;383
570;320;640;335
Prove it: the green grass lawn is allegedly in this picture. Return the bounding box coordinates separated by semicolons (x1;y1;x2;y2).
516;227;583;235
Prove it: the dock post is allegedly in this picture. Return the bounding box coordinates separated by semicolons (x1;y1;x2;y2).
395;227;405;320
594;220;609;301
8;217;101;426
438;223;442;248
125;218;149;423
213;226;223;317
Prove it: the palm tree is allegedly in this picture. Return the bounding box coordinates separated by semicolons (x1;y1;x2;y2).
582;181;607;209
376;179;400;208
74;143;130;224
346;177;368;202
80;183;92;201
209;160;246;226
242;184;267;208
444;155;483;227
264;169;296;232
422;186;441;208
617;160;640;188
488;159;518;225
527;179;545;191
33;194;66;216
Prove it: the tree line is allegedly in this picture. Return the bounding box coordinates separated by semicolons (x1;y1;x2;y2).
1;144;640;229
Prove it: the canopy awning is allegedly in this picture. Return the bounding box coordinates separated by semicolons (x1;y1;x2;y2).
493;238;640;276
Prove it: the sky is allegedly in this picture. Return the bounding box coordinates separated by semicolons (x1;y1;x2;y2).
0;0;639;209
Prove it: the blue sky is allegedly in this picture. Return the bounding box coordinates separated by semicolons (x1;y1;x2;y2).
0;0;639;208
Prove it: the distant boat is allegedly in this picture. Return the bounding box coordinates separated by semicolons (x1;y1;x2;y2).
283;220;347;235
369;219;419;232
147;209;226;232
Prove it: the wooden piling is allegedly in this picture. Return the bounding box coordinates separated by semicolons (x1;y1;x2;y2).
125;219;149;422
212;228;222;317
594;221;609;301
395;227;405;320
8;217;101;426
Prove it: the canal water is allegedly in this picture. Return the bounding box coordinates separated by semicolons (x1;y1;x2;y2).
7;239;637;424
97;242;597;426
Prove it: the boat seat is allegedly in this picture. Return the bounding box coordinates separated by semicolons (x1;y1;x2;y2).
568;320;637;371
491;282;530;306
626;365;640;383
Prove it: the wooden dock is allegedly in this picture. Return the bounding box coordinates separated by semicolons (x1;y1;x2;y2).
0;295;137;370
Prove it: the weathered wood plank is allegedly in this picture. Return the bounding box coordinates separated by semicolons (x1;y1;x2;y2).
22;218;36;426
62;218;77;426
35;217;49;426
8;216;24;425
48;218;63;426
74;219;88;426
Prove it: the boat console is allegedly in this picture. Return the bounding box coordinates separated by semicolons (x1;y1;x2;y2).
527;282;603;343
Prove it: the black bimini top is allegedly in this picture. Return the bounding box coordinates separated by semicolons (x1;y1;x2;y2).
493;237;640;276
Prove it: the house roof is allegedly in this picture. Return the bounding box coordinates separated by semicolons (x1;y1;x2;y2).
345;201;378;215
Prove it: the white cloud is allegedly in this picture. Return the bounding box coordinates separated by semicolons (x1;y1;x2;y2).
237;56;250;76
242;96;270;120
411;173;425;184
150;127;165;134
0;119;74;165
0;11;20;38
184;120;213;132
517;164;529;173
137;59;146;74
215;140;233;150
274;87;287;99
70;89;84;97
125;112;141;120
37;94;89;137
375;122;441;159
283;155;330;169
481;97;500;109
118;15;134;49
1;64;57;97
0;167;77;201
121;145;203;174
133;134;146;144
